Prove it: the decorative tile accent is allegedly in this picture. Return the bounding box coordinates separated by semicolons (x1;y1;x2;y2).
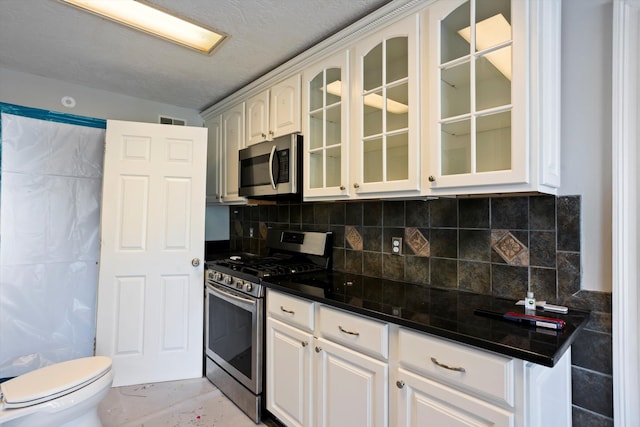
491;230;529;266
405;227;430;256
345;225;363;250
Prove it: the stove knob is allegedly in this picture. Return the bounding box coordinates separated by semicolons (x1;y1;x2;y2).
224;275;232;285
245;282;253;292
236;281;244;289
213;272;222;281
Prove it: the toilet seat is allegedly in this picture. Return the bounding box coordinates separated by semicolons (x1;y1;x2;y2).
0;356;112;410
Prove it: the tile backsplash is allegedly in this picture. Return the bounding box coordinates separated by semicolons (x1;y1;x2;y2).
229;194;614;426
229;195;581;304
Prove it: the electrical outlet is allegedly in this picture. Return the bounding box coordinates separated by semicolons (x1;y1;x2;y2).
391;237;402;255
249;227;254;238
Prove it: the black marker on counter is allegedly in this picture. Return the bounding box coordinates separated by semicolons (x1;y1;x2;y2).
474;309;566;330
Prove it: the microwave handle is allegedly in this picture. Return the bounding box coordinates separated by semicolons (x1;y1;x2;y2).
268;145;278;190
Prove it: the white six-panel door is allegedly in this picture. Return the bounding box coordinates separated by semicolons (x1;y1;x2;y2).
96;120;207;386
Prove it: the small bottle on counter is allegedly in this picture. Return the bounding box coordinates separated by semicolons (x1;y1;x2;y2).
524;291;536;312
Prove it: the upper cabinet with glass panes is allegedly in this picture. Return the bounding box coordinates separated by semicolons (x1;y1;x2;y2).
202;0;562;202
302;50;351;200
352;14;420;197
424;0;561;194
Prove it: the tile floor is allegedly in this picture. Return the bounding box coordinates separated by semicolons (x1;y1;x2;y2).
98;377;265;427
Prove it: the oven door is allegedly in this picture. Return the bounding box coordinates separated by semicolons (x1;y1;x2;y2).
205;281;263;394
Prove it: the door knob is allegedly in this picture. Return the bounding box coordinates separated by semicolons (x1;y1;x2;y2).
191;258;200;267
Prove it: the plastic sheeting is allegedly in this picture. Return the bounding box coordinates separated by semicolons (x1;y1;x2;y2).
0;113;105;378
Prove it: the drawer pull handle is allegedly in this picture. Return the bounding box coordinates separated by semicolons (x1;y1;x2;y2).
431;357;466;373
280;306;295;314
338;325;360;336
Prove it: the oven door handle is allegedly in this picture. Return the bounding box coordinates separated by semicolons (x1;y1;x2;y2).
207;283;256;307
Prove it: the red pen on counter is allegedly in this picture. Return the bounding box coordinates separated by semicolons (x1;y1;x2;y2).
474;309;565;330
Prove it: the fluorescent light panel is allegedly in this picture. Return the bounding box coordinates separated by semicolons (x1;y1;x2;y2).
458;13;512;80
62;0;226;54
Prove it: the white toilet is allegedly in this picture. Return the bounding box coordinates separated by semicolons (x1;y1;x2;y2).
0;356;113;427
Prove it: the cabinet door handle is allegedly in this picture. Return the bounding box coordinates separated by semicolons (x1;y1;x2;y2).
280;306;295;314
315;346;322;353
396;380;405;389
340;185;346;190
353;183;360;188
430;357;466;373
338;325;360;336
428;175;436;182
261;132;267;139
301;341;308;347
269;130;275;136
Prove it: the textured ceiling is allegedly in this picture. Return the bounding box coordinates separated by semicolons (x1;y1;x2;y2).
0;0;393;111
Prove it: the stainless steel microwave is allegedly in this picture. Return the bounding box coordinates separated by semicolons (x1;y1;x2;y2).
238;133;302;198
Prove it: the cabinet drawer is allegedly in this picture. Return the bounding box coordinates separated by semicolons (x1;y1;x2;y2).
398;328;514;406
267;290;315;332
317;305;389;359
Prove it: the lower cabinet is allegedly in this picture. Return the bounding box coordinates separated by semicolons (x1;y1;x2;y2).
265;289;572;427
266;317;313;427
396;368;514;427
314;337;387;427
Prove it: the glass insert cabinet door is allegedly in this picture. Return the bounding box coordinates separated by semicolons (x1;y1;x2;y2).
354;14;419;194
304;51;350;199
429;0;527;189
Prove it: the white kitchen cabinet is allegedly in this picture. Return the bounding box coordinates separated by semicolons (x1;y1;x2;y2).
266;290;572;427
352;14;421;197
266;290;388;427
266;317;314;427
266;291;315;427
303;50;351;200
220;102;247;204
394;327;573;427
314;336;388;427
204;113;222;204
246;74;301;146
202;0;562;198
424;0;561;195
315;304;389;427
302;50;351;200
396;368;514;427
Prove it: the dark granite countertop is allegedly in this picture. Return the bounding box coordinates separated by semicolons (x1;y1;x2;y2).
261;270;590;368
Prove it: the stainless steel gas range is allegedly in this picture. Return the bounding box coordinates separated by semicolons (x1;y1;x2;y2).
204;229;332;423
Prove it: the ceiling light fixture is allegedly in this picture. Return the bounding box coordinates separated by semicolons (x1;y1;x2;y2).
61;0;227;55
458;13;512;80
